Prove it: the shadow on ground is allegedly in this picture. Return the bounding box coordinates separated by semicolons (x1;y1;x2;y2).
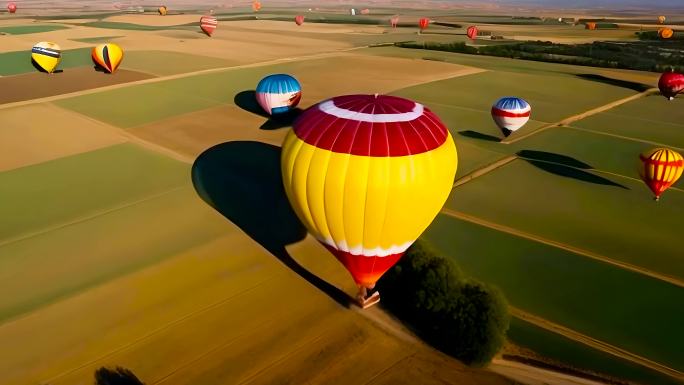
191;141;351;307
458;130;501;142
233;90;302;130
94;366;144;385
517;150;628;189
576;74;651;92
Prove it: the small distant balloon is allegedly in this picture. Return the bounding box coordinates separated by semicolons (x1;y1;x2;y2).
639;148;683;201
252;0;261;12
360;8;370;15
390;15;399;28
92;43;124;74
295;15;304;26
158;6;167;16
658;70;684;100
585;22;596;30
31;42;61;74
659;28;674;39
658;15;666;24
256;74;302;115
467;25;478;39
7;2;16;13
419;17;430;31
200;15;218;36
491;97;531;137
350;8;356;16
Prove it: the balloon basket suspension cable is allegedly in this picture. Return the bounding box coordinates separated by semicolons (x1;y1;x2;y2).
356;285;381;309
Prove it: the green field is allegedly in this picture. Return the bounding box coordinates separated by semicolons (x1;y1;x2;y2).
508;319;683;385
122;51;237;76
424;214;684;371
0;144;187;240
0;24;69;35
0;47;94;76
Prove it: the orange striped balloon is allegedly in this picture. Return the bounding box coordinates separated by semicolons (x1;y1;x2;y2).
91;43;123;74
639;148;683;201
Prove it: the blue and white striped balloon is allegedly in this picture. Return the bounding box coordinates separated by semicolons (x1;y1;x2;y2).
256;74;302;115
491;97;531;137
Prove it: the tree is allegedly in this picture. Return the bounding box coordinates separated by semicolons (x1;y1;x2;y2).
94;366;144;385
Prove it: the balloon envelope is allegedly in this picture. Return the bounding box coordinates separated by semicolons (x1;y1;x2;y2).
158;6;167;15
31;42;61;73
200;15;217;36
252;0;261;11
390;16;399;28
256;74;302;115
658;15;666;24
639;148;683;200
659;28;674;39
281;94;457;287
467;25;478;39
419;18;429;30
491;97;531;137
92;43;124;74
295;15;304;26
7;2;16;13
658;71;684;100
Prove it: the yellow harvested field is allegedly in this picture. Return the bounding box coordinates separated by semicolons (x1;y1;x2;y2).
104;14;206;27
229;19;385;34
0;103;127;172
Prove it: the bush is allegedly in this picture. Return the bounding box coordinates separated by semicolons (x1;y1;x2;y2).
377;240;510;367
94;366;144;385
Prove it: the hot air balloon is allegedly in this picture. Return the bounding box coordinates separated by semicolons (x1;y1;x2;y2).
200;15;217;36
31;42;61;74
360;8;370;15
639;148;683;201
92;43;124;74
658;70;684;100
467;25;478;39
390;15;399;28
252;0;261;12
658;15;666;24
281;94;458;308
350;8;356;16
491;97;531;137
7;2;16;13
256;74;302;115
158;5;167;15
585;22;596;30
659;28;674;39
295;15;304;26
419;18;430;31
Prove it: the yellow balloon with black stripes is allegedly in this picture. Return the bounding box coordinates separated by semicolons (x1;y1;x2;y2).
91;43;124;74
31;42;61;74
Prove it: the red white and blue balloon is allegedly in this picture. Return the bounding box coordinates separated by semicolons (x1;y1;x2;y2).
491;97;531;137
256;74;302;115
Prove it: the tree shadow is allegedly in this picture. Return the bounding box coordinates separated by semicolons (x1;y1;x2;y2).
31;58;63;73
516;150;628;189
94;366;144;385
191;141;352;307
458;130;501;142
233;90;302;130
576;74;651;92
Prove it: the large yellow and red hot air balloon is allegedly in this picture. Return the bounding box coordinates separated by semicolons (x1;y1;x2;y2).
92;43;124;74
639;148;683;201
252;0;261;12
281;94;457;308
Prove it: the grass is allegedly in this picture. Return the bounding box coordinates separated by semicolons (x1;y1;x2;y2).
444;159;684;279
508;318;683;385
0;187;227;324
0;144;188;241
423;214;684;372
0;24;69;35
122;51;237;76
0;47;94;76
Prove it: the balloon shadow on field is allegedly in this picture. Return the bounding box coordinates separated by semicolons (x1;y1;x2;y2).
191;141;352;308
576;74;651;92
233;90;303;130
458;130;501;142
31;58;63;74
517;150;629;189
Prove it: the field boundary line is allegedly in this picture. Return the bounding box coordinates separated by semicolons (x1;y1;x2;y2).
511;307;684;380
0;186;187;249
453;155;517;188
565;125;684;152
501;88;660;144
0;47;368;111
439;208;684;289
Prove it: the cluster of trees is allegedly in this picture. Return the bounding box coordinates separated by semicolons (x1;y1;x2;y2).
395;39;684;73
376;240;510;367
